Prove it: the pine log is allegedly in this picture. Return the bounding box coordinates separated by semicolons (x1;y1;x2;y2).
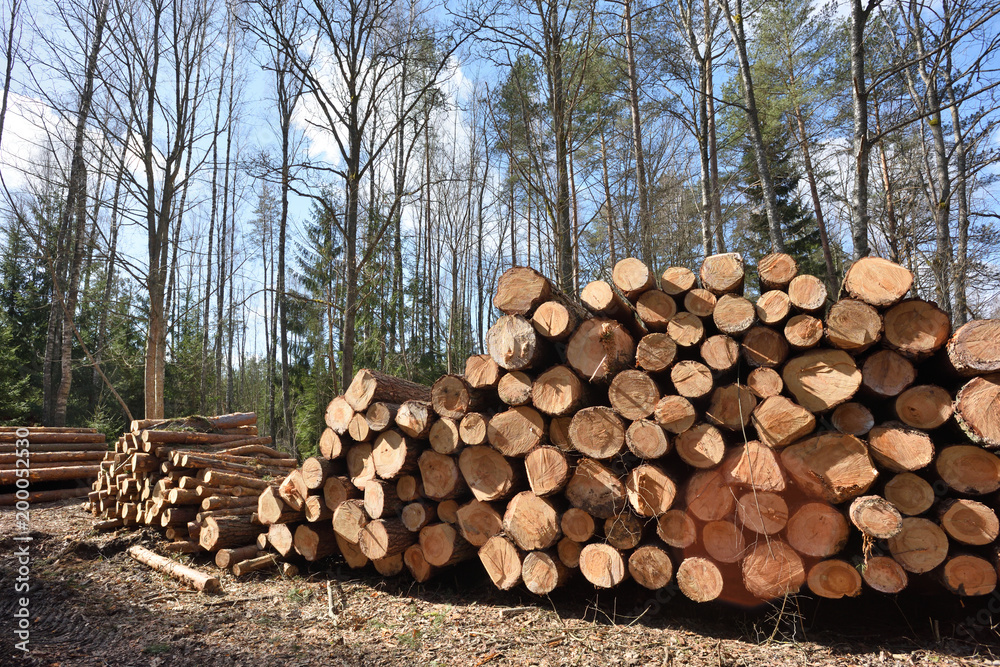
736;491;789;535
128;545;220;593
459;413;489;446
372;554;405;577
947;319;1000;377
0;487;89;506
742;540;806;601
0;465;99;485
830;402;875;436
635;333;677;373
365;402;399;433
346;443;376;490
936;445;1000;494
488;315;547;371
465;354;502;388
684;467;734;521
401;500;437;532
676;557;724;603
336;533;370;569
437;499;460;523
862;556;909;593
498;371;533;406
954;374;1000;447
700;253;744;295
781;432;878;503
700;334;739;374
604;511;644;550
613;257;656;301
895;385;953;430
861;350;915;399
459;445;523;502
625;419;671;459
479;535;523;590
502;490;561;551
0;442;107;453
751;395;815;448
635;290;678;331
324;397;354;435
0;431;105;444
199;516;265;551
524;446;572;496
941;555;997;597
625;463;676;517
522;550;572;594
566;317;636;384
0;450;104;465
549;417;572;450
419;522;476;567
332;499;368;543
429;418;462;455
372;430;420;479
783;349;862;412
757;252;798;289
568;406;625;459
705;383;757;431
883;299;951;360
432;374;491;420
741;326;789;368
887;517;949;574
560;507;596;542
564;458;626;519
494;266;554;315
215;544;262;569
358;518;417;559
363;479;405;519
323;475;360;511
417;450;467;500
675;423;726;469
348;413;372;442
580;280;648;339
395;400;436;439
532;300;586;341
713;295;756;336
684;288;717;318
841;257;912;307
938;499;999;546
807;559;862;599
455;499;503;546
557;537;581;568
300;457;336;490
579;543;629;588
403;545;437;582
883;472;935;516
277;470;307;510
755;290;792;326
849;495;903;539
746;367;783;399
661;266;697;295
867;422;934;472
626;544;673;590
670;360;714;400
395;474;423;502
784;314;824;349
487;406;546;457
826;299;883;354
723;441;785;492
294;523;338;561
703;520;746;563
345;369;431;412
667;311;705;347
787;274;827;313
532;365;588;417
304;495;333;522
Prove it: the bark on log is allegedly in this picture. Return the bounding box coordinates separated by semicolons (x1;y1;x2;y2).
783;349;862;412
128;545;220;593
780;432;878;503
636;333;677;373
487;406;546;457
0;465;99;485
345;369;431;412
661;266;696;295
359;518;417;559
0;487;89;506
566;317;636;384
947;319;1000;377
848;495;903;539
532;365;588;417
488;315;547;371
215;544;262;569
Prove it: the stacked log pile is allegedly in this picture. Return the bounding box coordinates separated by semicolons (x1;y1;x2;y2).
0;427;105;505
85;413;300;577
262;253;1000;605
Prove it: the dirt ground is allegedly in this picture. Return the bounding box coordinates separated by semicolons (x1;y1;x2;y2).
2;500;1000;666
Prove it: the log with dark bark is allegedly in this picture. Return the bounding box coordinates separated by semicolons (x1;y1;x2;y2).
345;369;431;412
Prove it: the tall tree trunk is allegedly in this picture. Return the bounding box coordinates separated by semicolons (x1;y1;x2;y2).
946;58;969;324
599;126;617;268
705;33;725;253
849;0;873;259
698;60;713;259
873;103;901;263
792;107;836;290
623;0;652;265
0;0;19;146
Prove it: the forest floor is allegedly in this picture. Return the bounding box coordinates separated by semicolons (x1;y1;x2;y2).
2;500;1000;666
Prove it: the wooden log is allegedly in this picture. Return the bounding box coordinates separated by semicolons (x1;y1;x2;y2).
560;507;596;542
625;419;671;459
532;365;588;417
365;403;398;434
0;487;89;506
494;266;554;315
199;516;265;551
862;556;909;593
723;441;785;492
670;360;714;400
579;543;628;588
497;371;533;406
608;370;660;421
883;472;935;516
684;288;717;319
0;464;99;485
429;418;461;455
954;374;1000;447
781;432;878;503
459;413;489;446
684;468;734;521
437;499;460;523
667;311;705;347
395;400;436;439
128;545;220;593
276;470;307;511
524;446;572;497
162;541;202;554
788;274;827;313
736;491;789;535
676;557;724;602
936;445;1000;494
395;475;423;502
323;475;360;510
883;299;951;360
304;495;333;522
635;333;677;373
661;266;697;295
825;299;883;354
364;479;405;519
625;464;676;517
564;458;626;519
700;335;739;375
459;445;523;502
656;509;696;548
675;423;726;469
613;257;656;301
830;402;875;436
336;533;369;569
479;535;524;590
713;295;756;336
636;290;678;331
403;545;437;582
580;280;648;339
522;550;572;594
332;499;368;543
741;326;789;368
861;350;916;399
420;522;476;566
557;538;582;569
758;252;798;289
0;442;107;454
347;413;372;442
1;426;97;433
466;354;502;388
372;430;420;479
746;367;783;399
401;500;437;532
807;559;862;599
502;490;561;550
325;397;354;435
703;520;746;563
939;499;999;546
487;406;546;457
300;456;336;490
705;383;757;431
0;431;105;444
215;544;262;570
568;406;625;459
895;385;953;430
940;555;997;596
455;499;503;546
841;257;912;307
849;495;903;539
604;512;644;549
532;300;586;341
784;314;824;349
742;540;806;601
566;317;636;384
868;422;934;472
626;544;673;590
358;518;416;559
0;450;104;465
751;395;815;448
783;349;862;412
888;517;949;573
431;374;491;420
293;523;338;561
346;443;376;490
345;369;430;412
755;290;792;326
947;319;1000;377
488;315;547;371
417;450;467;501
550;417;573;450
654;395;697;434
700;253;744;295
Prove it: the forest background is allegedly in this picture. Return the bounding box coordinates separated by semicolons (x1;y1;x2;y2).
0;0;997;460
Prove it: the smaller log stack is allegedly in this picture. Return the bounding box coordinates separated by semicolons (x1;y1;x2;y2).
85;413;300;576
0;426;105;505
